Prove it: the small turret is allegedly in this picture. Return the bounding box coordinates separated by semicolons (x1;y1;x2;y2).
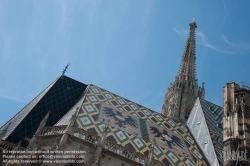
35;111;50;136
198;82;205;99
92;119;110;166
145;144;155;166
26;111;50;149
58;107;79;149
98;119;110;147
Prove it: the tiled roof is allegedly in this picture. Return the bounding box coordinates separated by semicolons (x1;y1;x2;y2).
56;84;208;166
199;99;223;134
186;98;223;166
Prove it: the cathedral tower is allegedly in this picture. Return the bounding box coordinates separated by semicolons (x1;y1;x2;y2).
162;20;205;122
223;82;250;166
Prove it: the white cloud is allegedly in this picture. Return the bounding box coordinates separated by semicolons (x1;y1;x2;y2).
223;35;250;49
173;27;235;54
0;94;26;103
196;31;216;50
196;30;236;54
221;0;230;18
173;27;188;38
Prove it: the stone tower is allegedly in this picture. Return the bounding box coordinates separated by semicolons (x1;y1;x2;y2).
223;82;250;166
162;20;205;123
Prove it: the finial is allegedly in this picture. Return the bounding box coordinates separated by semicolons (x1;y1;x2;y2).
151;143;155;150
61;63;70;77
98;119;110;147
152;138;156;144
104;119;110;131
193;18;195;22
146;143;155;165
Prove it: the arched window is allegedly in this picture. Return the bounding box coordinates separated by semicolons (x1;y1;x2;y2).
185;109;190;120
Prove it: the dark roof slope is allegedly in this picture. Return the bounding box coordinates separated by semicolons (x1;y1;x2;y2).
0;76;87;147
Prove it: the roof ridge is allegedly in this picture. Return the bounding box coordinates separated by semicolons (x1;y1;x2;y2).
88;85;169;120
187;98;221;166
55;85;91;126
0;76;61;139
199;98;223;108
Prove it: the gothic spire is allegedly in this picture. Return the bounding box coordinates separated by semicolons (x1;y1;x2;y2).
162;20;204;122
177;20;197;82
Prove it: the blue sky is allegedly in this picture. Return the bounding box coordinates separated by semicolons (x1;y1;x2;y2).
1;0;250;127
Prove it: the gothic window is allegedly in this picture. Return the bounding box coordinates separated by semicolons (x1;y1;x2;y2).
122;150;131;158
168;107;172;117
86;134;94;143
245;110;250;119
238;108;242;118
174;93;178;99
185;109;190;119
246;124;250;133
239;131;244;135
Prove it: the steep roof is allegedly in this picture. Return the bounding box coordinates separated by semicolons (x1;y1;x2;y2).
56;84;208;166
186;98;223;166
0;76;87;147
199;99;223;134
0;77;59;140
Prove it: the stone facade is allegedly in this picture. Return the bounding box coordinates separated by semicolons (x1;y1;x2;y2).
162;20;205;123
223;82;250;166
0;122;167;166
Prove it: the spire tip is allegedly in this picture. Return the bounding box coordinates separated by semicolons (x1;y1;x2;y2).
61;63;70;77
